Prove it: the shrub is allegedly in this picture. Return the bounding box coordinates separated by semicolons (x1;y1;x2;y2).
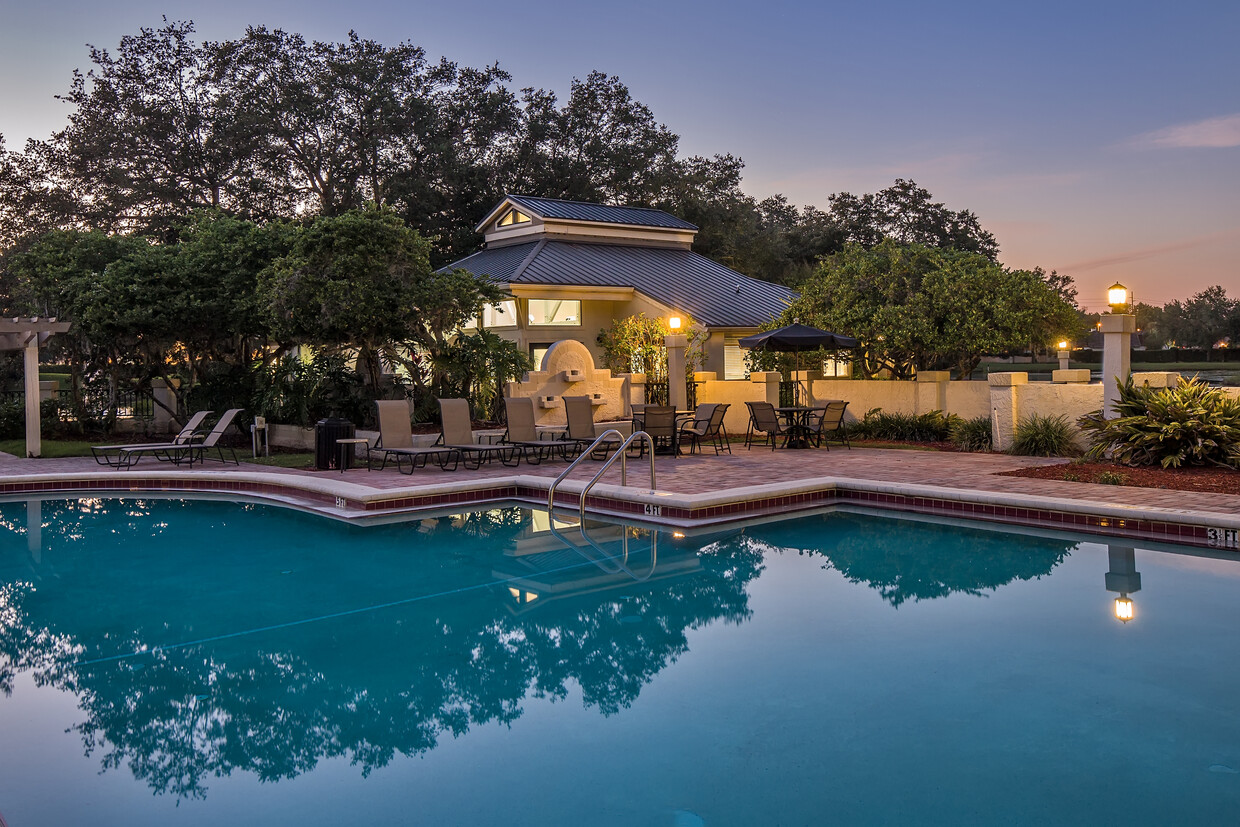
0;399;22;440
851;408;961;442
951;416;993;452
1079;377;1240;468
1009;413;1080;457
1097;471;1127;485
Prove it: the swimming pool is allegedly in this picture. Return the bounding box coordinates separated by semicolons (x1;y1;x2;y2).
0;498;1237;825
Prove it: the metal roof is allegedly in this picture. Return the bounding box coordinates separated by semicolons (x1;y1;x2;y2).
504;195;698;231
445;241;795;329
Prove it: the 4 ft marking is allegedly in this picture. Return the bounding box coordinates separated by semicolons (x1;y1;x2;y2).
644;504;662;517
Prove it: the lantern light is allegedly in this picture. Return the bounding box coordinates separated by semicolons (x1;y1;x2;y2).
1058;340;1069;351
668;316;682;331
1107;282;1129;313
1114;596;1134;623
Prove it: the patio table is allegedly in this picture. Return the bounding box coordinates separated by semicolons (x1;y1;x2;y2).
775;406;815;449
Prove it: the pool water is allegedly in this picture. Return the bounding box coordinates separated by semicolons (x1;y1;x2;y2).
0;498;1238;825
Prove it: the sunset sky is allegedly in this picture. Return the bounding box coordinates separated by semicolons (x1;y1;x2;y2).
2;0;1236;310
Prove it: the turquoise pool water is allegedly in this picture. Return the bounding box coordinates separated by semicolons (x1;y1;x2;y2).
0;498;1238;825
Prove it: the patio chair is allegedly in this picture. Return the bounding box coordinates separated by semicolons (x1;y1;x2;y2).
744;401;787;450
372;400;461;473
638;405;678;456
91;410;212;468
501;397;582;464
113;409;244;468
438;398;522;470
676;404;716;455
681;403;732;455
807;401;850;449
563;395;622;459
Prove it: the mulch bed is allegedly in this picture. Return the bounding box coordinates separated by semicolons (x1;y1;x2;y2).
1001;462;1240;495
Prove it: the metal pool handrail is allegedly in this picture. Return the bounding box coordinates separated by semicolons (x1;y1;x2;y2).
576;431;655;524
545;429;656;517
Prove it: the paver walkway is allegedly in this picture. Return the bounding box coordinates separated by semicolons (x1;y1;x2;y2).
3;445;1236;517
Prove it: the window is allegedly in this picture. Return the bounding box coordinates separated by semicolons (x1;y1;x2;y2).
724;337;749;380
528;299;580;326
530;343;554;370
461;299;517;330
821;357;850;377
497;208;531;227
482;300;517;329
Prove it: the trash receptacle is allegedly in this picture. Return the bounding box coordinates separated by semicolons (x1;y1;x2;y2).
315;417;356;470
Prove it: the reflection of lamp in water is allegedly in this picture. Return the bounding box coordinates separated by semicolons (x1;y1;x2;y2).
1104;545;1141;623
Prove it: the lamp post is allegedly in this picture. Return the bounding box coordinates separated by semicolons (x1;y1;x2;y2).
1104;545;1142;624
1057;340;1070;372
665;314;688;411
1100;282;1135;418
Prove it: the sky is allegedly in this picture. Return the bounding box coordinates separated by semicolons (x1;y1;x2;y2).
1;0;1237;311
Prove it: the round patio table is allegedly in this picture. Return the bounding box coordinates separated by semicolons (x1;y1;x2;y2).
775;406;815;449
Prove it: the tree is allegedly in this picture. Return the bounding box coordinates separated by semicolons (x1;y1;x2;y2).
1160;286;1237;351
260;205;502;392
827;179;1000;261
787;240;1078;378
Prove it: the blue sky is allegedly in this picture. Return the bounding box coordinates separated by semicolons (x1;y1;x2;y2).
2;0;1237;309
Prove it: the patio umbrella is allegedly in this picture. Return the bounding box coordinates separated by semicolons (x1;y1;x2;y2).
739;324;859;405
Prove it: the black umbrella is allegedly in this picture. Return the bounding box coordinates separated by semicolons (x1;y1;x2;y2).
739;324;859;405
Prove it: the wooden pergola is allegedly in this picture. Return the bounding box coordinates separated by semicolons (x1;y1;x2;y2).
0;317;72;457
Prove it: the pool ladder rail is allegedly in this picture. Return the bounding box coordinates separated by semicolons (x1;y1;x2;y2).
546;429;656;524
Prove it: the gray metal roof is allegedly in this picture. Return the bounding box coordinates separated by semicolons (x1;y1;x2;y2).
445;240;795;329
506;195;698;231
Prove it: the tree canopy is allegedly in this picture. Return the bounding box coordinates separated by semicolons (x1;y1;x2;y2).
786;240;1080;378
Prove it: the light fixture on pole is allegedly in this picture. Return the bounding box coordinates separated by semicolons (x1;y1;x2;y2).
1057;340;1070;372
668;316;682;331
1104;546;1141;624
1107;282;1129;314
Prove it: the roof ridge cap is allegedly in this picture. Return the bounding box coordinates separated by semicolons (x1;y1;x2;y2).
508;238;546;283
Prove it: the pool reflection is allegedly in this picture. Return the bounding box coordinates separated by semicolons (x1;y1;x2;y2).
0;499;762;799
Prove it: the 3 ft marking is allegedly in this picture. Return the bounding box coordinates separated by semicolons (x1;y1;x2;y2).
1207;527;1239;550
644;504;662;517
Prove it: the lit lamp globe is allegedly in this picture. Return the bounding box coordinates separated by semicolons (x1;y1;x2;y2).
1114;596;1135;623
1058;340;1069;351
1107;282;1129;314
668;316;682;331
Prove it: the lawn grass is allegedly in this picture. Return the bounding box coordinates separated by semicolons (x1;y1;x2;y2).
0;439;97;458
241;452;315;469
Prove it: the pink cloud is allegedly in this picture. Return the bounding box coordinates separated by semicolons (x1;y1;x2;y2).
1131;114;1240;149
1063;229;1240;273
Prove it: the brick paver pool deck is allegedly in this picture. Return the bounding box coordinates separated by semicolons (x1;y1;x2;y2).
1;445;1236;549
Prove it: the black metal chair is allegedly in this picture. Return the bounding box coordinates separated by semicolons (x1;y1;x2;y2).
681;403;732;454
744;401;786;450
807;401;850;449
638;405;678;456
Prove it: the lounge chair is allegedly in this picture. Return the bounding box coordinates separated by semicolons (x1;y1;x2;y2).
807;401;850;449
111;409;244;468
501;397;582;464
744;401;787;450
92;410;213;468
372;400;461;473
562;395;622;459
680;403;732;455
438;398;522;469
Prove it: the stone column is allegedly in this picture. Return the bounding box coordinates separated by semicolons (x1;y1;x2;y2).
1057;348;1071;372
23;339;41;457
988;372;1028;452
915;370;950;415
151;378;179;433
750;371;782;406
1100;314;1136;418
665;334;688;410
